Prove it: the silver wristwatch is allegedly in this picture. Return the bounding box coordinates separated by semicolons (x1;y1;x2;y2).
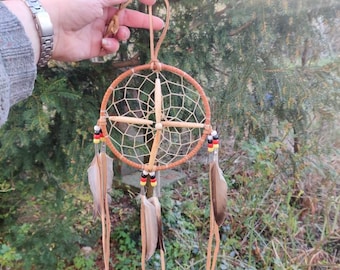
23;0;54;67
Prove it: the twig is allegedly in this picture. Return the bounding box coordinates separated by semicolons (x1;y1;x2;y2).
111;53;141;69
229;18;256;36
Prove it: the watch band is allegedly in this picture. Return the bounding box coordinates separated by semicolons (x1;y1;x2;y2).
23;0;54;67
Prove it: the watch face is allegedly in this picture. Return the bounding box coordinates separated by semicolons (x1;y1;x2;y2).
35;12;54;37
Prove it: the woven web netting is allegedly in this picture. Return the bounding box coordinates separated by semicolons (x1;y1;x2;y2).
100;65;211;171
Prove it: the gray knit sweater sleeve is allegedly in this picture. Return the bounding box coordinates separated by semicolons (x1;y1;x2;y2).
0;3;37;127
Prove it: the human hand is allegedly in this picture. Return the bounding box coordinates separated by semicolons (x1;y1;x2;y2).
41;0;163;62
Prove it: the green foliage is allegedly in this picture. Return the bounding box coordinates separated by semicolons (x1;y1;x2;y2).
225;132;339;268
112;223;140;270
0;0;339;268
72;252;96;270
0;244;22;268
2;188;99;269
0;61;112;268
242;139;282;179
162;0;340;145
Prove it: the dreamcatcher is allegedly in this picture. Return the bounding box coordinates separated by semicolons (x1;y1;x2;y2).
88;0;228;269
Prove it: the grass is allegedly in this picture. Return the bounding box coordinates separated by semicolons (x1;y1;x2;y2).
1;118;338;270
103;115;339;269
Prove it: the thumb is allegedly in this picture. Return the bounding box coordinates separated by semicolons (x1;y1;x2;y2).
101;38;120;54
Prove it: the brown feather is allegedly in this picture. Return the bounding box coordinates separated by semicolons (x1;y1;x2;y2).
210;161;228;226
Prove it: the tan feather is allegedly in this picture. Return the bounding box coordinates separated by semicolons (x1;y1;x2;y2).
210;161;228;226
87;153;113;218
148;197;165;252
141;195;158;261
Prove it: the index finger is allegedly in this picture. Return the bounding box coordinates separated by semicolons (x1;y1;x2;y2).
139;0;156;5
114;9;164;30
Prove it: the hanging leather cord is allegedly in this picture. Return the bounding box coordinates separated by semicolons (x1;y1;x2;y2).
140;3;170;268
148;0;170;69
140;187;147;270
98;150;111;270
206;177;221;270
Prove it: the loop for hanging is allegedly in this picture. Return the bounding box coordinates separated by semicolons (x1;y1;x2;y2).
148;0;171;63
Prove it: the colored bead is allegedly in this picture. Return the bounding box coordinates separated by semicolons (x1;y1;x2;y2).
94;125;101;134
100;131;104;142
93;125;103;144
140;176;147;186
140;171;148;186
93;134;100;144
213;140;219;149
150;172;157;187
207;135;213;151
150;179;157;187
212;131;219;150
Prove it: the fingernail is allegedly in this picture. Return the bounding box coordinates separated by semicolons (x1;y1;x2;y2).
102;38;109;46
101;38;120;53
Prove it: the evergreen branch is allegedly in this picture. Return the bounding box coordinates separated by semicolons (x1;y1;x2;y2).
207;63;230;76
190;5;231;30
229;18;256;36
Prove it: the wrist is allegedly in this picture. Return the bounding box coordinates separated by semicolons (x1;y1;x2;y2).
22;0;54;67
39;0;60;60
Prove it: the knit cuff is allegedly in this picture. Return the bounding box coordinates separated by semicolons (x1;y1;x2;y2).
0;3;37;126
